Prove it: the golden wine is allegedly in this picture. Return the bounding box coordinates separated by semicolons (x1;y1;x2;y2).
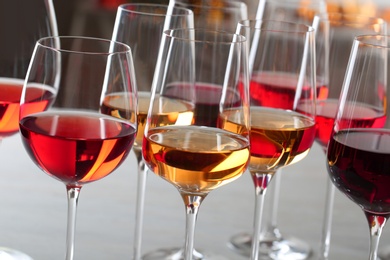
222;107;315;175
101;92;194;151
143;125;250;194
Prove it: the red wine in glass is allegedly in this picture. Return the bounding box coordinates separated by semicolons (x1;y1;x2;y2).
19;111;136;185
249;71;327;109
297;99;387;148
327;129;390;214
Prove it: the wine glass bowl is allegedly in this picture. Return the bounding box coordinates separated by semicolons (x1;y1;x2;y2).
308;13;387;259
229;2;326;258
235;19;317;260
326;34;389;260
142;28;250;260
110;5;194;259
19;36;137;260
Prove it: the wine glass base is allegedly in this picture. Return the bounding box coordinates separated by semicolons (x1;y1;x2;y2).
0;247;33;260
228;233;311;260
142;247;229;260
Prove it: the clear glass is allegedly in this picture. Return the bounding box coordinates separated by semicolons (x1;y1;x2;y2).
134;1;248;259
0;0;57;259
236;20;317;260
142;28;250;260
175;0;248;33
326;35;390;260
229;1;326;258
19;36;138;260
110;4;194;260
312;13;386;260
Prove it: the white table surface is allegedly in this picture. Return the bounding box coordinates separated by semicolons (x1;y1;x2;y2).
1;133;390;260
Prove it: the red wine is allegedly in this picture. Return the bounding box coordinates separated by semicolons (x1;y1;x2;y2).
221;107;315;175
297;99;387;148
327;129;390;214
250;71;325;109
20;111;136;186
0;78;54;137
164;82;240;127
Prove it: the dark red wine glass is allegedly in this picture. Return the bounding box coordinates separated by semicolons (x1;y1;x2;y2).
326;35;389;260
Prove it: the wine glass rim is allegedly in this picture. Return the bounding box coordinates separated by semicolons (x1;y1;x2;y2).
238;19;315;34
118;3;193;17
164;28;246;44
36;36;131;55
355;34;390;48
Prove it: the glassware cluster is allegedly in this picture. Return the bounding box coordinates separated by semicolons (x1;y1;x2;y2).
4;0;390;259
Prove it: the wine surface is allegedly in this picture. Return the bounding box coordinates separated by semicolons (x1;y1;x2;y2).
20;111;136;186
229;107;315;174
327;129;390;214
143;125;250;194
0;78;54;137
102;92;193;151
297;99;386;148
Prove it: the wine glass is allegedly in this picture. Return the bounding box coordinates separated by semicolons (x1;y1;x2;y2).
236;19;317;260
0;0;57;259
19;36;138;260
142;28;250;260
326;34;389;260
110;4;194;260
175;0;248;33
305;13;386;260
229;1;327;259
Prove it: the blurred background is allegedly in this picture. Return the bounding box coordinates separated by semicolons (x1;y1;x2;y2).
53;0;390;40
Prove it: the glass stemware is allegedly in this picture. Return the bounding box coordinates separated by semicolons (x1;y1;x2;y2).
326;34;389;260
142;28;250;260
308;13;386;260
236;19;317;260
110;4;194;260
0;1;57;259
229;1;327;259
19;36;138;260
175;0;248;33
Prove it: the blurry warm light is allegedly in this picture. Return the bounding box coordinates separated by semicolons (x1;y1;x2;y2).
325;0;377;18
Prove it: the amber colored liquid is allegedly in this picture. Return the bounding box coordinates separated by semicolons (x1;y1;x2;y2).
143;125;250;194
20;111;136;186
102;92;194;152
223;107;315;175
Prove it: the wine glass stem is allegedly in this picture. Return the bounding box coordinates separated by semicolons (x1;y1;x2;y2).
65;186;81;260
183;195;204;260
365;213;388;260
251;173;273;260
261;170;282;240
133;151;148;260
319;147;335;260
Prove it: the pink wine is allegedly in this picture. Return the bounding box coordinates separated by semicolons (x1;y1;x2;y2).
297;99;387;148
250;71;326;109
164;82;240;127
0;78;54;137
20;111;136;186
143;125;250;193
327;129;390;214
